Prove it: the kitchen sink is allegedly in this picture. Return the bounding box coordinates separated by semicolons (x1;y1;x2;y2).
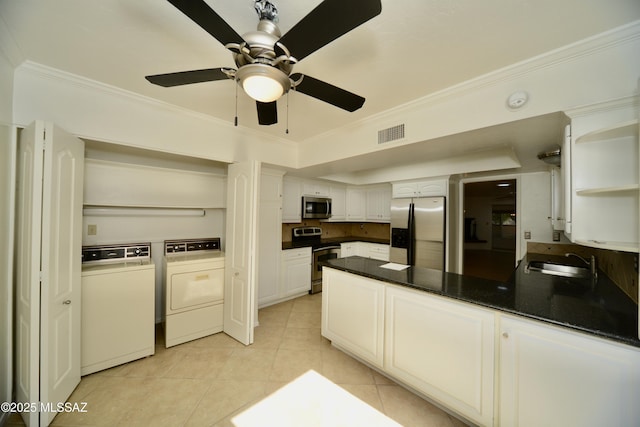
526;261;592;279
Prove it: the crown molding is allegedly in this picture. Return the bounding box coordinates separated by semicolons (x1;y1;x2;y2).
305;20;640;145
15;61;298;149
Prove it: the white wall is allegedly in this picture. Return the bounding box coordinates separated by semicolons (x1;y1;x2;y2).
12;62;299;169
0;49;14;425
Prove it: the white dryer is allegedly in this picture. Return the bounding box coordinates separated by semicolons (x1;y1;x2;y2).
163;238;225;347
81;243;155;375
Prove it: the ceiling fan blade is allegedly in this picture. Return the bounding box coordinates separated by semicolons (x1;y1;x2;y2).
167;0;245;46
276;0;381;61
256;101;278;125
145;68;232;87
291;73;365;112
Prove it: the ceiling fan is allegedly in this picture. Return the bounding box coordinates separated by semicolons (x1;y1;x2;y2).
145;0;382;126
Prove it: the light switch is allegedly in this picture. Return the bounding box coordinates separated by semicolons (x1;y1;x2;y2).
88;224;97;235
524;231;531;240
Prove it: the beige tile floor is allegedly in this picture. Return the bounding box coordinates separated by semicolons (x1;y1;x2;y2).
8;293;468;427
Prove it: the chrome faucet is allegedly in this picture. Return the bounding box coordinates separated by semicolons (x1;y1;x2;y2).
565;253;598;280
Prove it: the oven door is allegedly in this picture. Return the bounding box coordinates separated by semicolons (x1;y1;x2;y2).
312;246;341;292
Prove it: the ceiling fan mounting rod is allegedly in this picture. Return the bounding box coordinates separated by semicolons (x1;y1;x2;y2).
254;0;279;23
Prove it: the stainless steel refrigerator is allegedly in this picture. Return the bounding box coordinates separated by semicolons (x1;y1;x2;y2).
390;197;445;269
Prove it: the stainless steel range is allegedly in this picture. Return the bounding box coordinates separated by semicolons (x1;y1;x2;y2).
292;227;341;294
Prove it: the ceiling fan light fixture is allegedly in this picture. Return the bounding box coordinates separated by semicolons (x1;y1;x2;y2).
236;64;291;103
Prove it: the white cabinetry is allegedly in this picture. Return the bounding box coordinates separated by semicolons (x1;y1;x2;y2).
392;177;448;198
367;244;390;261
565;100;639;252
340;242;362;257
328;185;346;221
322;268;385;368
302;180;330;197
385;285;495;426
340;242;389;261
499;315;640;427
282;175;302;223
366;184;391;222
280;247;312;299
257;169;284;307
550;166;565;231
346;187;366;221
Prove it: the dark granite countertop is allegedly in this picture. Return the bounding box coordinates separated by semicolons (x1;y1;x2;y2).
282;236;389;250
323;255;640;348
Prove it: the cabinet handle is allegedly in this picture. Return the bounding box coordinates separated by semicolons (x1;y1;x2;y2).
63;300;71;305
502;332;509;339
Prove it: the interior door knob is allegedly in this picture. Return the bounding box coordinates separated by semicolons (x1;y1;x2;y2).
62;300;71;305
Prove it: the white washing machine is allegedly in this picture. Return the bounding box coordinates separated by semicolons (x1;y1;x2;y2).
81;243;155;375
163;238;225;347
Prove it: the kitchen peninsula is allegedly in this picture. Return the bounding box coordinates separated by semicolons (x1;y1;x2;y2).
321;256;640;426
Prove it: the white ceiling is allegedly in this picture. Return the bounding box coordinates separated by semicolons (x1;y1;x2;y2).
1;0;639;175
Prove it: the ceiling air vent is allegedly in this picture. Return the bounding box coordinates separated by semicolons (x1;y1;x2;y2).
378;124;405;144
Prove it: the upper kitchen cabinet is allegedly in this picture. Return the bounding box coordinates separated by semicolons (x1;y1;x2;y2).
282;175;302;223
366;184;392;222
302;179;330;197
346;187;367;221
83;159;226;208
328;185;347;221
392;177;449;198
565;97;639;252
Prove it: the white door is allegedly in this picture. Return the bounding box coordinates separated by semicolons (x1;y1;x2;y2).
15;122;83;426
224;161;260;345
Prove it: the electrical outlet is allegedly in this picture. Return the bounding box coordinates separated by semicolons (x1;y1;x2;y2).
88;224;97;236
552;231;560;242
524;231;531;240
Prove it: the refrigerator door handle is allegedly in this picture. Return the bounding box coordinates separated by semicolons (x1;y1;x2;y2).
407;202;415;265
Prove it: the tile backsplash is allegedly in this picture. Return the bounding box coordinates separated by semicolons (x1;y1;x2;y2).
282;221;390;242
527;242;638;304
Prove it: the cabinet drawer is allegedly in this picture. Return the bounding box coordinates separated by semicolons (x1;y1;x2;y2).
282;247;312;260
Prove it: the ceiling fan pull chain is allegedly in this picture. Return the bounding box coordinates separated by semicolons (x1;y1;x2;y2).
286;91;289;134
234;82;239;127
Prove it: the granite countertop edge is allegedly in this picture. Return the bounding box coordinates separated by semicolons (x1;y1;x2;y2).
282;236;390;250
323;256;640;349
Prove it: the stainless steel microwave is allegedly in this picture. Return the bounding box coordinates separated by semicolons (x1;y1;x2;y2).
302;196;332;219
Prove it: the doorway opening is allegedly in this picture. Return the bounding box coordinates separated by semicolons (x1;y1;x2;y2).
463;179;517;282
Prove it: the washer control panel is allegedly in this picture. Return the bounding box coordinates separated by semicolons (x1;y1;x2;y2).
82;243;151;263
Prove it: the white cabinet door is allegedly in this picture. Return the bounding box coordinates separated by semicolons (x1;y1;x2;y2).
302;180;330;197
257;170;283;307
346;187;366;221
415;178;448;197
385;285;495;426
322;268;385;368
366;184;391;222
392;178;448;198
392;182;418;198
499;315;640;427
281;248;312;298
368;244;390;261
282;176;302;223
340;242;357;257
328;185;346;221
